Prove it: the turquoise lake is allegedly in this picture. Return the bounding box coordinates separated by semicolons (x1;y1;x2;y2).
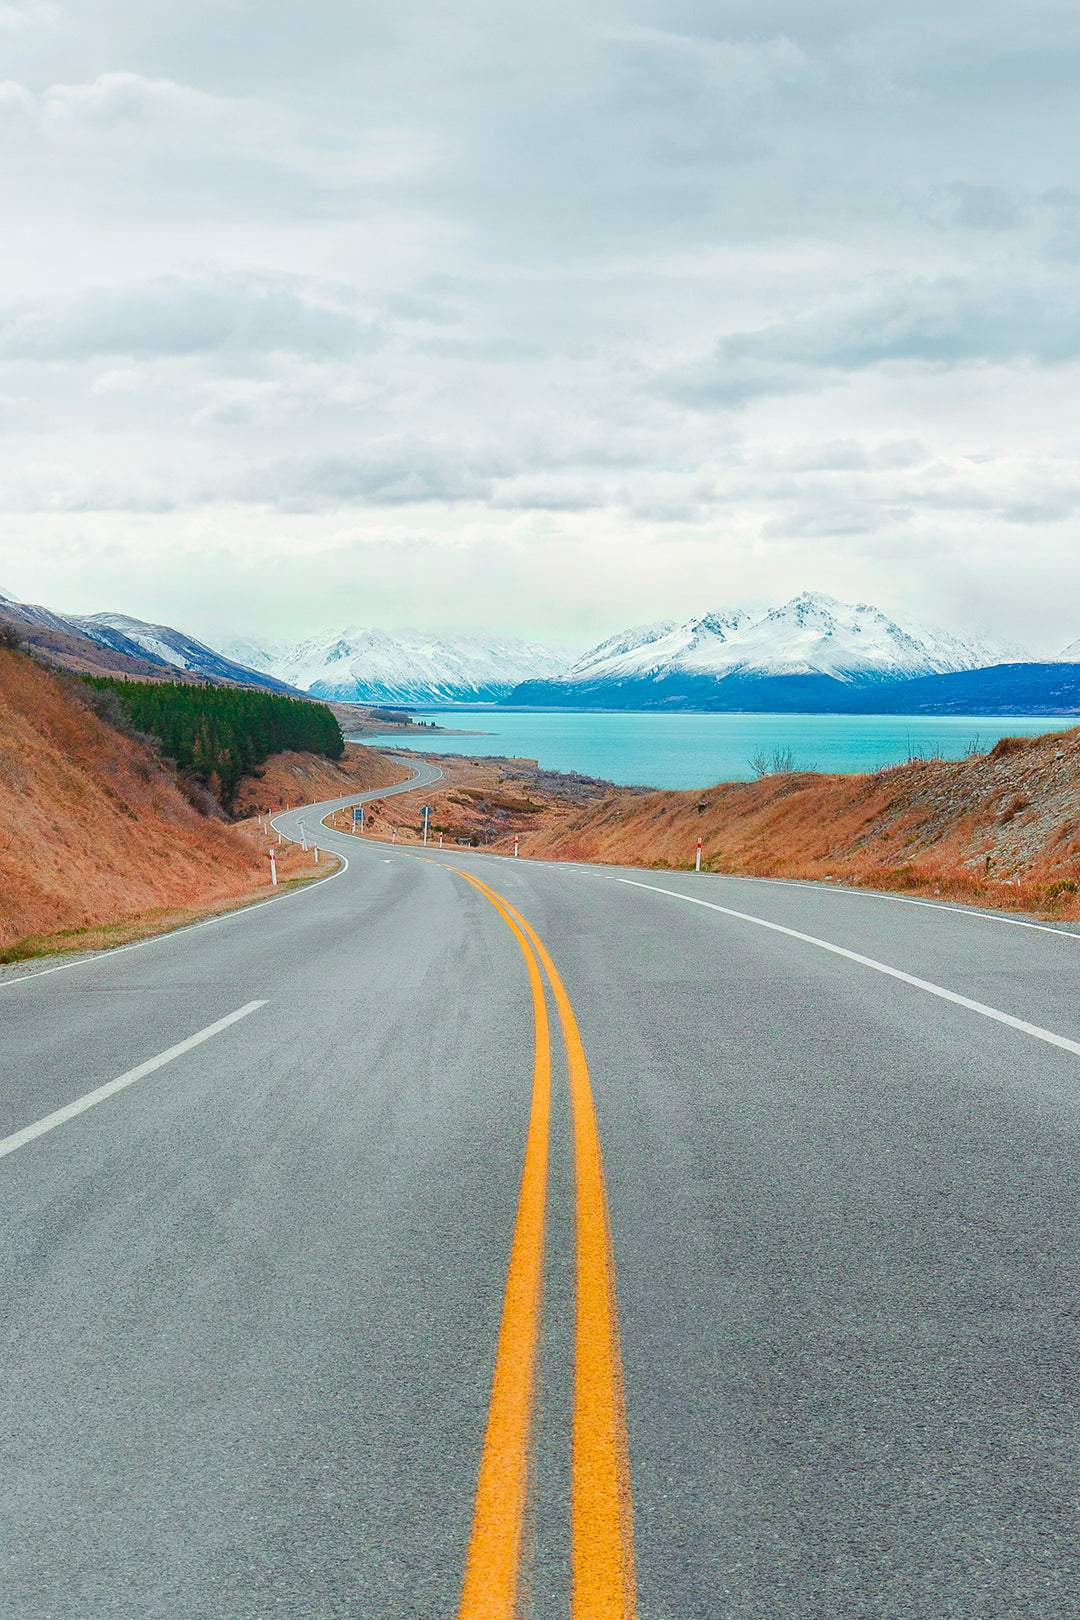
350;709;1078;792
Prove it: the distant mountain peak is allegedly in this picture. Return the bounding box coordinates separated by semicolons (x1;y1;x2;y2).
209;625;576;704
543;594;1025;693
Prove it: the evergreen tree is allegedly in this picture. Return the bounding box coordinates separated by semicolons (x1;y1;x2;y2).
82;678;344;809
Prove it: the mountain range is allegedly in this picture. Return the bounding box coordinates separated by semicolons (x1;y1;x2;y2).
0;593;298;692
214;626;573;704
549;594;1021;689
505;593;1079;710
4;586;1080;715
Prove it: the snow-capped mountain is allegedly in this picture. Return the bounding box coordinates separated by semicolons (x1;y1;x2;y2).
64;612;298;689
212;627;576;704
505;593;1028;709
0;594;299;691
1053;637;1080;662
555;593;1021;688
210;634;294;676
565;612;753;683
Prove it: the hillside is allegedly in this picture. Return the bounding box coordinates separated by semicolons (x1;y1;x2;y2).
0;592;301;691
499;725;1080;919
0;647;400;958
86;677;345;809
0;602;202;682
321;751;639;848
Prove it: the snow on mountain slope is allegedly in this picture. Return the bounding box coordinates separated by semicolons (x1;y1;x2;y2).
566;613;753;682
1053;638;1080;662
707;593;1018;681
64;613;297;690
212;635;293;675
220;626;577;703
557;593;1021;687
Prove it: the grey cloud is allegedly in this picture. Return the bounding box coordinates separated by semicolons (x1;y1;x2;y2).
667;275;1080;408
0;1;66;43
247;439;502;508
0;72;233;149
761;507;881;540
5;0;1080;641
939;184;1024;231
748;439;933;475
723;279;1080;368
491;476;608;512
381;293;462;326
0;273;376;361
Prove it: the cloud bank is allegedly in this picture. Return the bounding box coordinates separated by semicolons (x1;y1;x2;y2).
1;0;1079;651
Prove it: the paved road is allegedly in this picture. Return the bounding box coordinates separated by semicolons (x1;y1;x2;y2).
3;767;1080;1618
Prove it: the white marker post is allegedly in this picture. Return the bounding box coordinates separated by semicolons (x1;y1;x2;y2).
695;836;702;873
314;845;319;862
439;833;443;849
514;837;519;857
269;850;278;886
299;820;307;852
422;805;430;846
392;828;397;843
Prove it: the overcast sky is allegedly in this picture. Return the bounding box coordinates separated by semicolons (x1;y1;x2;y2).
1;0;1079;652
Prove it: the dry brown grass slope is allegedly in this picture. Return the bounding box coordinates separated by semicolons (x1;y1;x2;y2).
501;726;1080;920
0;648;402;957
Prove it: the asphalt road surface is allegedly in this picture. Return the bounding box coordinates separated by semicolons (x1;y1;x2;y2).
3;761;1080;1619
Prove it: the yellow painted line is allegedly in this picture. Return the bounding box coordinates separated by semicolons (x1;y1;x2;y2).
458;871;637;1620
456;881;552;1620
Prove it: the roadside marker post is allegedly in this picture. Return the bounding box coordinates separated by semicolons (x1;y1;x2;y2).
314;846;319;863
439;833;444;849
269;850;277;886
514;837;519;858
695;836;702;873
422;805;431;846
299;819;307;852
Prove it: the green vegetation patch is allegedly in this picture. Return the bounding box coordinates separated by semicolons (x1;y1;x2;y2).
83;677;344;809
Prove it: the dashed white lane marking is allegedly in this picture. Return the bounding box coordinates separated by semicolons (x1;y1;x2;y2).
0;1000;268;1161
619;879;1080;1060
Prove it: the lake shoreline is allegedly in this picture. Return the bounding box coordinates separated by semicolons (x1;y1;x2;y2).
351;708;1079;793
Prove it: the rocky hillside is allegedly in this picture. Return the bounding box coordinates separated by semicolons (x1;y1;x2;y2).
502;725;1080;919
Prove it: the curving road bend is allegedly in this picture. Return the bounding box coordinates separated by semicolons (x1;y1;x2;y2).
2;761;1080;1617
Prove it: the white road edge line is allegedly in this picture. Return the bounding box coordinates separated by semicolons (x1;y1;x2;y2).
733;875;1080;943
0;1000;268;1161
0;855;350;995
618;879;1080;1060
0;761;444;994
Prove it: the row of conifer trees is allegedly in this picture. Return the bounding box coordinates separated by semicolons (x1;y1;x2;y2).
83;677;344;808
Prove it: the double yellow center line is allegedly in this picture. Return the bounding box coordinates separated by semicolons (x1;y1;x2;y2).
452;870;636;1620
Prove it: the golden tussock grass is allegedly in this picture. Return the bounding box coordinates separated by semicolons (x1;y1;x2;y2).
497;726;1080;919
